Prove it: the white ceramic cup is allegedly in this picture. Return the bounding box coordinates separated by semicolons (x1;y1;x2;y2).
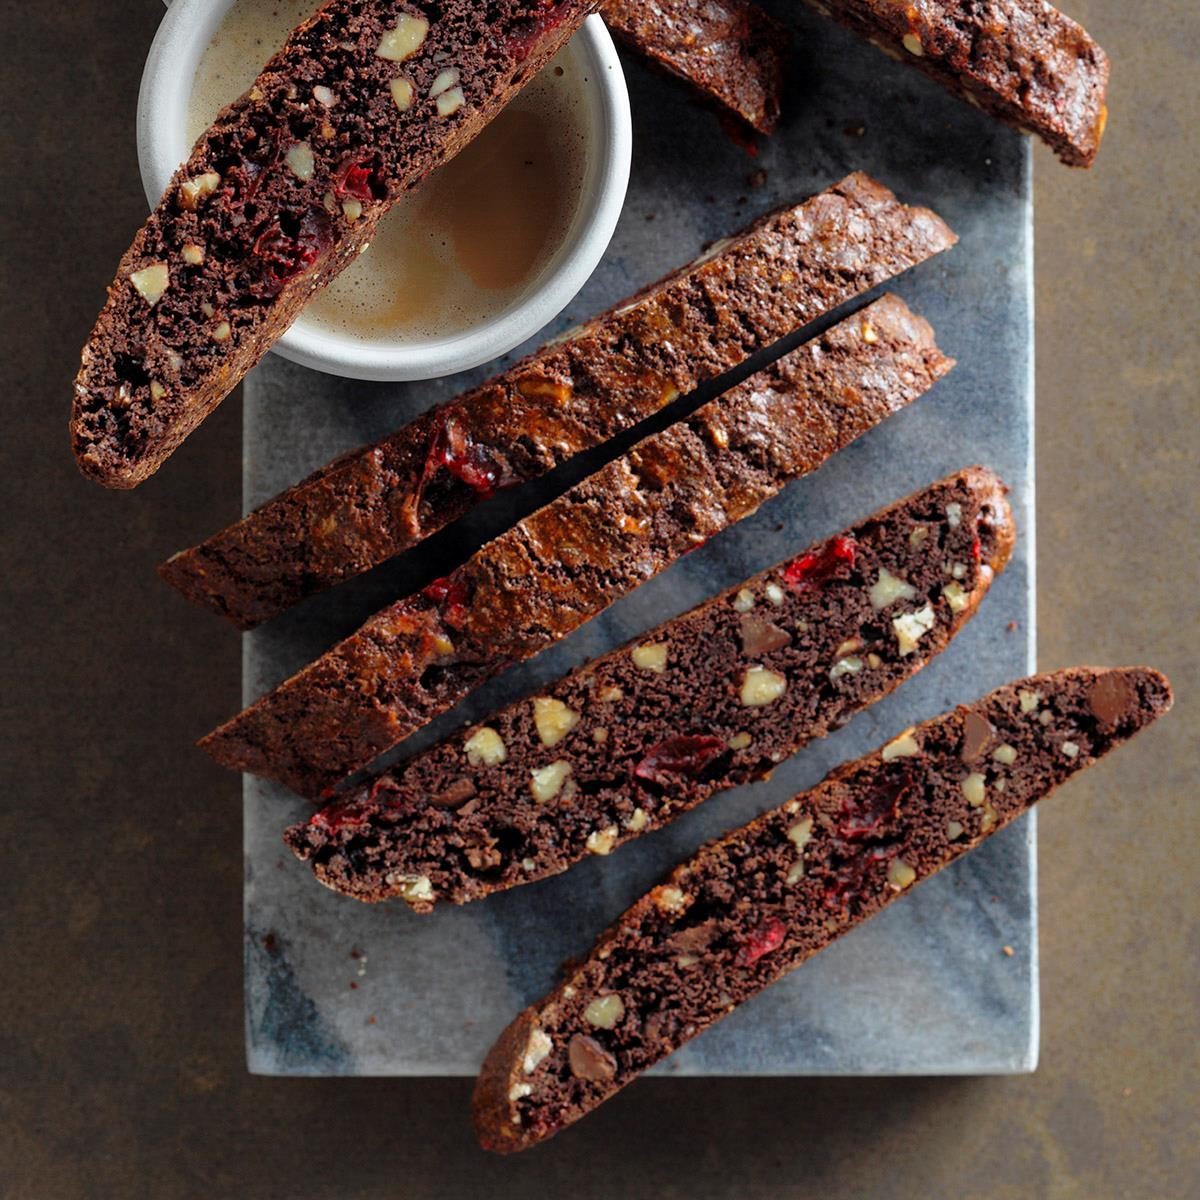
139;1;631;381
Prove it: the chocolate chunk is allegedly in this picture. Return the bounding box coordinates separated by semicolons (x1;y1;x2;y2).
739;614;792;656
429;778;476;808
666;920;720;953
960;709;993;762
568;1034;616;1082
1088;672;1136;727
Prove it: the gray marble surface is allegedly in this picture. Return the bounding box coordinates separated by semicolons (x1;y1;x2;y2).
243;6;1036;1076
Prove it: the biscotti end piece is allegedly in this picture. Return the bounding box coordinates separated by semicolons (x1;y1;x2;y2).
159;172;956;629
805;0;1110;167
71;1;598;489
199;292;952;798
603;0;790;134
286;465;1013;910
472;667;1171;1152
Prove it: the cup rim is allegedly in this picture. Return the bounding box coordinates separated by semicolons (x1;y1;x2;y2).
137;3;631;382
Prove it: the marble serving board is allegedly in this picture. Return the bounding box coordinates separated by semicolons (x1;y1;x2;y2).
242;5;1036;1076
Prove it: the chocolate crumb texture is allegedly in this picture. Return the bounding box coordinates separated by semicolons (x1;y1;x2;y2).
200;292;954;797
472;666;1172;1152
802;0;1110;166
286;466;1013;911
159;173;956;628
72;1;600;489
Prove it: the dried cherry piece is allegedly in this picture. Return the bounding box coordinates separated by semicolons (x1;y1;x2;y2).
507;0;569;61
734;915;786;966
248;208;333;298
434;414;506;498
835;775;908;841
634;735;729;785
822;847;890;912
782;535;857;590
309;795;370;833
225;157;265;201
335;154;385;202
422;574;472;630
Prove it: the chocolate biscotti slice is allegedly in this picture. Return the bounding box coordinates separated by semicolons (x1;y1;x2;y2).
201;293;953;798
287;467;1012;909
72;1;599;489
804;1;1110;166
473;666;1173;1152
160;174;956;629
603;0;789;133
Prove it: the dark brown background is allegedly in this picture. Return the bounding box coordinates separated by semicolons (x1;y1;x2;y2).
2;2;1196;1196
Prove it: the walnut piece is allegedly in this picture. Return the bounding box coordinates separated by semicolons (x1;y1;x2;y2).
787;816;814;853
464;726;506;766
129;263;169;306
881;728;919;760
632;643;668;673
585;826;619;856
962;772;986;807
377;14;429;61
530;761;572;803
740;666;787;707
583;830;614;859
869;568;917;611
583;994;625;1030
430;67;460;97
533;697;580;748
942;581;969;613
177;171;220;210
285;142;315;181
892;605;935;655
733;588;755;612
828;657;863;682
522;1028;552;1074
390;77;415;111
624;807;648;832
394;875;433;904
436;87;466;116
652;885;689;914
